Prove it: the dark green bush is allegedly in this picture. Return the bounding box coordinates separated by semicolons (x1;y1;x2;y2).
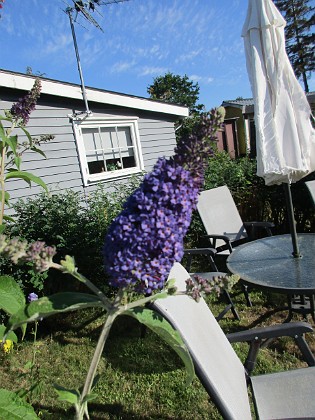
2;177;142;296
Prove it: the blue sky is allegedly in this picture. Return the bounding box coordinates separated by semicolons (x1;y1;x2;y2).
1;0;314;110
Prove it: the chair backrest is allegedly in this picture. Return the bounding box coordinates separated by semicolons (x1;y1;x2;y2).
305;180;315;207
153;263;252;420
197;186;248;250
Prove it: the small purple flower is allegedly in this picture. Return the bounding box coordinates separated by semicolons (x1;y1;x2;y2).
186;274;232;302
28;292;39;302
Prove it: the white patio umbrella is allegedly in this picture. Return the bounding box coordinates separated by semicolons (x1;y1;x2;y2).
242;0;315;257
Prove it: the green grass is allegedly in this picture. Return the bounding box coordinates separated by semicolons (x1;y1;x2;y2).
1;285;314;419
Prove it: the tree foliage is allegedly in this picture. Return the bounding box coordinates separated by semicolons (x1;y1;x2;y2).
274;0;315;92
147;72;204;114
147;72;205;139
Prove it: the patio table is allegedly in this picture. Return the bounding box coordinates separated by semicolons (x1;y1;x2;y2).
226;234;315;321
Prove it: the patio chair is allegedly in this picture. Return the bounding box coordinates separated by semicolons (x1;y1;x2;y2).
152;263;315;420
196;185;274;306
197;185;274;254
305;179;315;207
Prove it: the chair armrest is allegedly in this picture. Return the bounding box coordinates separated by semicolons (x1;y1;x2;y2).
201;234;233;253
227;321;313;342
227;322;315;375
243;221;274;238
184;248;218;272
184;248;217;257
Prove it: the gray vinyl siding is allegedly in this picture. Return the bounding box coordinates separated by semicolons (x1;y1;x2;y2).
0;89;178;205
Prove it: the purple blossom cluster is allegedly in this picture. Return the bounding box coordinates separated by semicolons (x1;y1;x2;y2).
186;274;231;302
103;107;226;295
0;235;56;273
10;78;41;125
103;158;200;294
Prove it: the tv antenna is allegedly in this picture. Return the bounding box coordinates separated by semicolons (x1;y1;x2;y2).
65;0;130;115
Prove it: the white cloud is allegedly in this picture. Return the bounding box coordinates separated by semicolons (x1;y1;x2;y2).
176;49;202;64
190;74;214;84
139;66;168;76
111;60;136;73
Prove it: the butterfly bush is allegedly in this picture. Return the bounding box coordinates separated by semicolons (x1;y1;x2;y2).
103;107;225;294
0;0;4;17
0;235;56;273
10;78;41;125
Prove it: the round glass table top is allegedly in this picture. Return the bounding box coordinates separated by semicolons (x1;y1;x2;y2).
226;234;315;294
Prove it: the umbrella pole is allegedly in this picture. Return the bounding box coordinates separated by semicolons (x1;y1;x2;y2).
283;183;301;258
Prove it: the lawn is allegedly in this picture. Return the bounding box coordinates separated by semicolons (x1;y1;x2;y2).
1;280;314;420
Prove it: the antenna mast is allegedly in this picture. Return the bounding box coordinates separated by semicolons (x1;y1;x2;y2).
67;6;91;114
65;0;130;116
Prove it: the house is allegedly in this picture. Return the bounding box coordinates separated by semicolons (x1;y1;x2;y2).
220;98;255;158
220;92;315;159
0;69;188;204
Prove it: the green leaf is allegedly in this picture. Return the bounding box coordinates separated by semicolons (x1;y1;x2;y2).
54;385;80;405
0;275;26;316
124;308;195;385
14;156;22;171
24;361;34;370
3;214;15;223
6;292;105;332
0;388;39;419
0;115;11;122
5;171;48;192
0;190;11;205
82;393;98;404
0;325;18;343
0;122;7;141
30;146;46;159
19;126;33;146
5;135;18;156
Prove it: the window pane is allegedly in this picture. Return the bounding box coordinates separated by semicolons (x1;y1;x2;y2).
82;127;103;162
82;124;137;175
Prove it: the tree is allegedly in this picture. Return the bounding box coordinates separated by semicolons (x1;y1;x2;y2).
26;67;46;77
147;72;204;114
147;72;205;139
274;0;315;92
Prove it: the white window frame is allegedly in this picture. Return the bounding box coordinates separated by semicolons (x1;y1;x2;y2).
72;116;144;186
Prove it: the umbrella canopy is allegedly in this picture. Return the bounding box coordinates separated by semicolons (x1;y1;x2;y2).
242;0;315;257
242;0;315;187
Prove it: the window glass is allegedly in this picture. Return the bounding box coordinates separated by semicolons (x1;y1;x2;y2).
75;119;143;184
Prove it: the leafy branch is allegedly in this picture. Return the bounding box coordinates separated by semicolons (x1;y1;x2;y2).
0;79;54;230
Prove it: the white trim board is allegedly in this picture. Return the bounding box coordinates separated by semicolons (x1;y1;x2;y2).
0;69;189;118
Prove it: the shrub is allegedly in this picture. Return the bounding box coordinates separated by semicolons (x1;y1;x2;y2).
2;176;142;295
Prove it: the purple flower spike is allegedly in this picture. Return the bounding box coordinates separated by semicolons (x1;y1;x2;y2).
10;78;41;125
28;292;39;302
103;107;225;295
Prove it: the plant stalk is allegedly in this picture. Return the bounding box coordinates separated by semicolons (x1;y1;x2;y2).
76;310;118;420
0;145;7;225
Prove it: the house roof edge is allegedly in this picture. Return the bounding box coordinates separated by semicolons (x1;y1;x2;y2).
0;69;189;118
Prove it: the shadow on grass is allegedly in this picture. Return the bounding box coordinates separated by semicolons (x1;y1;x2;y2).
35;402;184;420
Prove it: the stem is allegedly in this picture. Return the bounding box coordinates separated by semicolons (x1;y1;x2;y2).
51;262;112;310
32;321;38;367
0;122;15;225
76;310;118;420
123;290;169;311
0;145;7;225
